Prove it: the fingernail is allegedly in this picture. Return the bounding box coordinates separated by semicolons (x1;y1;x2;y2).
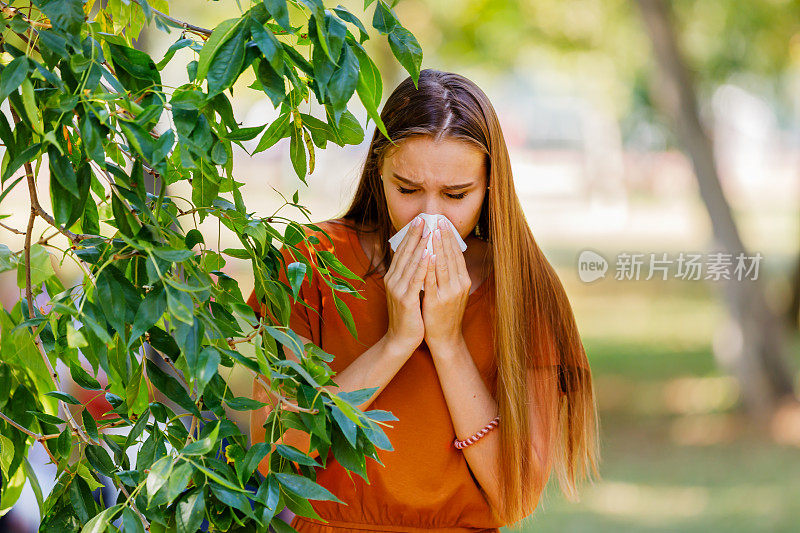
438;219;446;229
413;218;421;227
434;228;441;239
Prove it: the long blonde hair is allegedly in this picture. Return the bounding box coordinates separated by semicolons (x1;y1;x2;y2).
339;69;600;525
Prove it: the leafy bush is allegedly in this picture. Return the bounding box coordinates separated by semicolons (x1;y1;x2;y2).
0;0;421;530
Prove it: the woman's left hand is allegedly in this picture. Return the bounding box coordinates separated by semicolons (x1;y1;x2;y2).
422;219;471;351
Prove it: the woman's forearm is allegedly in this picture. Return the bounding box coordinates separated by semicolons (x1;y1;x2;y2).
251;334;415;476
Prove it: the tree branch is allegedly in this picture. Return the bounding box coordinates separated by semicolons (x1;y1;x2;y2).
0;220;25;235
0;409;73;472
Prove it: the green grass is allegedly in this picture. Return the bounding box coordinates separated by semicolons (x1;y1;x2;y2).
502;267;800;532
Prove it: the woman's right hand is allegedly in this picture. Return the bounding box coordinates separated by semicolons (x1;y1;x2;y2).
383;217;431;353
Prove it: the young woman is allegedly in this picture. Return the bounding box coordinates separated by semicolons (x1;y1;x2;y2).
248;69;600;532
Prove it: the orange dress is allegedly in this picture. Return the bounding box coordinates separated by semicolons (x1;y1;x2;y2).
247;219;507;532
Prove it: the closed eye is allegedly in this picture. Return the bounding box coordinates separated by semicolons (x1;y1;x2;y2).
397;187;468;200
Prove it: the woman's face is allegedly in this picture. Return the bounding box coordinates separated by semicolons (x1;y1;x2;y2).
379;136;488;240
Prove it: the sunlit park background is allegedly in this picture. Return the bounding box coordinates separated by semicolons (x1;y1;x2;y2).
2;0;800;531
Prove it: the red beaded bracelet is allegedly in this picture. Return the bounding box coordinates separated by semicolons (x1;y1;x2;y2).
453;415;500;449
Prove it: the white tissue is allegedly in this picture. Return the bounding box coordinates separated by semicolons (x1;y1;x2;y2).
388;213;468;256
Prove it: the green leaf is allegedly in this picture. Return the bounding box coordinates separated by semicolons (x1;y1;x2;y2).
52;161;90;228
37;0;85;35
85;444;116;477
225;396;267;411
289;125;306;180
176;488;205;533
152;247;194;262
156;37;194;70
325;108;364;146
286;262;307;300
126;357;145;411
317;250;360;280
118;120;155;162
330;403;358;447
152;129;174;163
22;457;44;517
209;483;254;518
249;18;284;72
298;113;330;148
96;264;140;338
1;142;42;184
121;507;145;533
20;79;41;134
76;463;104;491
360;417;392;451
166;286;194;326
240;442;270;483
27;410;64;426
129;285;166;346
352;43;382;111
0;56;29;102
187;459;249;492
332;292;357;339
44;391;81;405
146;456;173;503
253;112;291;154
330;429;367;480
388;25;422;84
80;503;122;533
188;345;220;396
185;229;204;249
324;10;348;66
79;113;105;164
207;24;246;97
255;57;287;108
0;176;23;207
125;408;149;448
327;44;359;113
224;123;267;142
180;422;219;456
69;363;103;391
332;5;369;44
196;18;244;83
301;1;333;62
66;321;88;349
372;0;398;34
338;387;379;407
274;472;345;503
108;42;161;83
145;359;201;417
67;474;97;523
48;146;79;197
274;444;320;467
82;408;99;441
264;0;292;32
157;461;194;506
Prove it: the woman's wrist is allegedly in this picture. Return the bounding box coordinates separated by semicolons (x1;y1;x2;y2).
381;333;420;360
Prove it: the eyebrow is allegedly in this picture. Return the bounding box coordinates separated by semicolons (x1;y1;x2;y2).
392;173;475;191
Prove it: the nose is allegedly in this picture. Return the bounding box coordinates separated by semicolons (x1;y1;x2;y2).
421;195;444;216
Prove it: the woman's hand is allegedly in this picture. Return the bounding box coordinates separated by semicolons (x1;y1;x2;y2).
383;216;432;353
422;218;471;351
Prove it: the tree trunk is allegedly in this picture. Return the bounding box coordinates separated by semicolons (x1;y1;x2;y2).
785;254;800;331
636;0;797;420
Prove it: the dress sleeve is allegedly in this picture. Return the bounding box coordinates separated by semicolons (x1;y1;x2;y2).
246;241;323;346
